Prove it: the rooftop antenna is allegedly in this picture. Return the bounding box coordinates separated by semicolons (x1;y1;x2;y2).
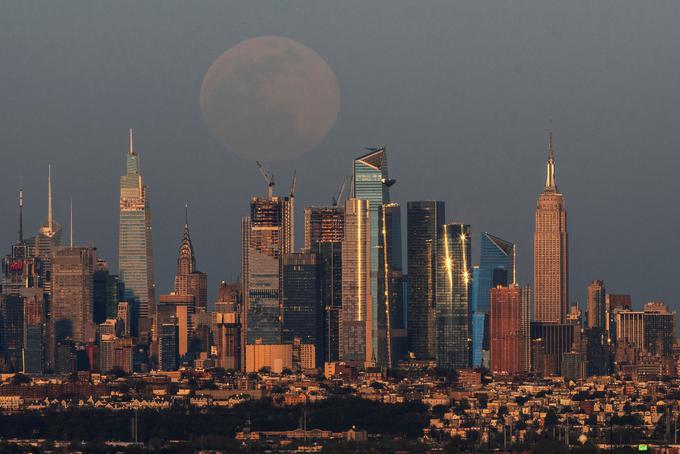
69;196;73;247
289;171;296;251
255;161;275;198
18;184;24;243
47;164;53;234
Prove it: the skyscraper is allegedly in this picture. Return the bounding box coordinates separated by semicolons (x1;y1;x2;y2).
473;233;516;367
615;310;644;351
530;322;575;375
489;284;530;374
282;252;322;364
173;208;208;311
158;320;179;371
587;280;606;329
605;294;632;341
379;203;406;367
304;206;344;251
340;198;372;368
407;201;444;360
35;165;62;303
118;130;155;332
353;148;394;367
158;293;194;358
2;189;43;297
534;130;569;323
1;295;24;371
436;223;471;369
642;302;675;357
242;193;292;347
51;246;96;344
303;204;345;362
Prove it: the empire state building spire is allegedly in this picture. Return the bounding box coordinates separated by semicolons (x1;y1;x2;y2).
545;129;557;190
534;125;569;325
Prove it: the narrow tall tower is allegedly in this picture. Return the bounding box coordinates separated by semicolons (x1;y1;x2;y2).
173;205;207;311
352;147;403;367
241;175;292;354
35;165;63;301
119;129;156;334
533;129;569;323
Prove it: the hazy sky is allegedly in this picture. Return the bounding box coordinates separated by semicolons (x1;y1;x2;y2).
1;1;679;314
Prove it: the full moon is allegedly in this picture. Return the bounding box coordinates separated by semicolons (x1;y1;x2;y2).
200;36;340;162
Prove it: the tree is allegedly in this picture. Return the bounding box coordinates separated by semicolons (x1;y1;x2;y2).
10;373;31;385
544;409;559;428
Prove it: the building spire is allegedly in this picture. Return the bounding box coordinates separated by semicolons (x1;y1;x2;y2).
129;128;134;155
69;196;74;248
545;121;557;190
47;164;53;233
176;204;196;277
18;186;24;243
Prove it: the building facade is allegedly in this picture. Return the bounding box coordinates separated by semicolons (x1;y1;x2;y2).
353;148;393;367
51;246;96;344
242;194;292;349
489;285;530;374
281;252;322;361
587;280;606;329
118;130;155;333
173;213;208;312
435;223;471;370
406;201;444;360
378;203;406;367
303;206;344;252
474;233;515;367
533;132;568;323
340;198;372;368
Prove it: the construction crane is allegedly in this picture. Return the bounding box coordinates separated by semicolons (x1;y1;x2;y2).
256;161;275;198
332;176;348;207
289;171;296;252
289;170;296;200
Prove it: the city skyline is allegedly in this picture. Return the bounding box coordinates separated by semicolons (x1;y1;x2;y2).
3;4;680;451
2;2;680;317
0;127;674;324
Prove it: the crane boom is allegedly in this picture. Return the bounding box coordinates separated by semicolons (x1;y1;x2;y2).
333;176;348;206
255;161;275;198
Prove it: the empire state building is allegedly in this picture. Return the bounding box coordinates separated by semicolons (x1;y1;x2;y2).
533;131;568;323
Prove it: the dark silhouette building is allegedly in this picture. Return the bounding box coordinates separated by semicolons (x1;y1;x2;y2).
406;201;444;360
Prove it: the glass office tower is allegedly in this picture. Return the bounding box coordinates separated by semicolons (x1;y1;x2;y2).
436;223;471;369
353;148;396;368
340;198;372;368
406;201;445;360
118;130;155;331
282;252;322;365
379;203;406;367
353;148;389;363
318;241;342;363
304;205;344;363
472;232;515;367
